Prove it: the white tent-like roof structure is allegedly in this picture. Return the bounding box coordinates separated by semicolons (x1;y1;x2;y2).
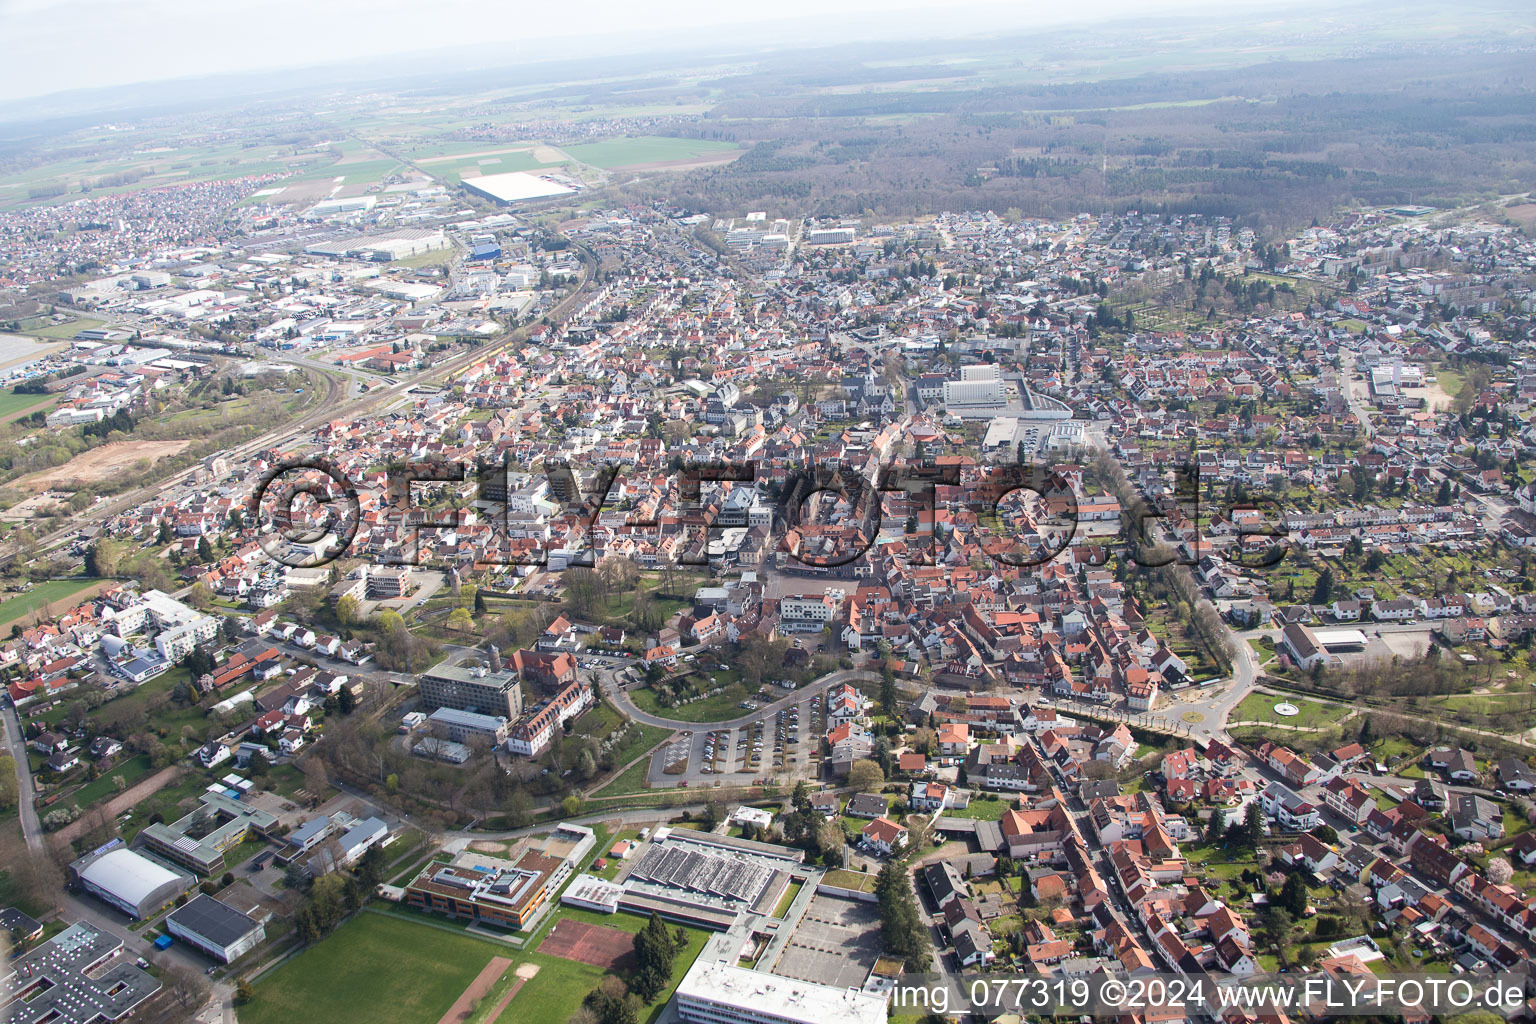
78;849;186;912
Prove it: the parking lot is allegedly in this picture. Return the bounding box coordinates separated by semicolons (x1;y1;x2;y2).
771;892;884;988
646;689;828;786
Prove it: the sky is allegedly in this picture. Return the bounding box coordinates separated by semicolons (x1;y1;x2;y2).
0;0;1275;107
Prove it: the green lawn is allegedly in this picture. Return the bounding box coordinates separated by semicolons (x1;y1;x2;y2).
591;752;658;797
594;831;641;880
944;796;1009;821
1180;841;1259;883
22;317;104;340
1433;367;1464;398
243;913;517;1024
773;880;804;919
1429;691;1536;719
62;753;154;809
0;578;104;628
245;847;706;1024
585;581;693;631
74;664;212;744
119;771;209;843
507;912;707;1024
1369;737;1418;764
265;762;328;802
822;868;878;893
1231;692;1352;729
628;681;752;723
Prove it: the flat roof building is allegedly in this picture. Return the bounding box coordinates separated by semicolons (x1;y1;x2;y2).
674;958;887;1024
1314;628;1369;650
405;823;594;931
419;661;523;719
138;790;280;876
413;736;471;763
616;827;802;930
428;706;509;745
279;815;336;862
1;923;161;1024
461;172;576;205
165;894;265;964
561;873;625;914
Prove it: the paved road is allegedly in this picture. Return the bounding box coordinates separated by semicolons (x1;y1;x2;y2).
441;803;718;844
1066;441;1263;745
1341;352;1375;439
1;700;44;856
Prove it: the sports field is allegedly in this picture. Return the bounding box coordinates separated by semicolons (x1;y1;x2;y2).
241;914;514;1024
244;904;711;1024
539;919;637;970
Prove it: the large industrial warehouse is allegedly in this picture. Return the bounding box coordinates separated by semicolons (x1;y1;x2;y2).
460;171;577;205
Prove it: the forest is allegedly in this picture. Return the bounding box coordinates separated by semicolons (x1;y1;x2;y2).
642;46;1536;234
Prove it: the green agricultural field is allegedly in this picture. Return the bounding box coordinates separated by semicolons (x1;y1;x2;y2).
445;151;561;179
0;391;56;419
286;157;406;184
0;142;335;211
404;140;539;161
561;136;740;169
0;578;104;628
20;318;104;340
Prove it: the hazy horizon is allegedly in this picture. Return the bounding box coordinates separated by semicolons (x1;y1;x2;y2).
0;0;1316;111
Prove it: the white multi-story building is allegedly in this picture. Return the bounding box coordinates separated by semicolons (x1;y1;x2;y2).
133;590;218;661
942;377;1003;406
507;681;593;757
779;593;839;633
674;958;886;1024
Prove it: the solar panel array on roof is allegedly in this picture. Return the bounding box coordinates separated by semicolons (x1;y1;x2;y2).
629;844;771;903
432;867;476;889
166;894;259;949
